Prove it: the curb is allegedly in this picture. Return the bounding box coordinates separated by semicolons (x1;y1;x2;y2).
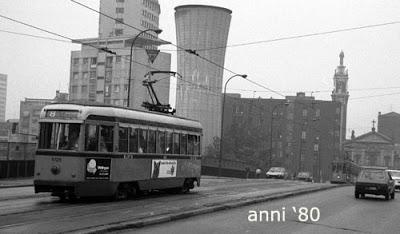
0;184;33;189
68;184;339;234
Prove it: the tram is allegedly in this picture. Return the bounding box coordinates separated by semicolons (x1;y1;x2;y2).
34;102;202;200
330;160;361;184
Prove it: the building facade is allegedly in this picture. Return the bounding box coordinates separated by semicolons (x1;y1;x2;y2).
175;5;232;152
0;74;7;122
69;37;171;109
99;0;160;38
216;92;341;182
70;0;171;109
378;111;400;144
344;126;400;169
331;51;349;151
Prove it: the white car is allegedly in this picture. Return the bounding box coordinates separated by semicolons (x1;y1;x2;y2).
387;170;400;191
266;167;288;179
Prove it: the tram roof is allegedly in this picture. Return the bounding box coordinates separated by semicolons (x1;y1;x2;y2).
41;102;202;130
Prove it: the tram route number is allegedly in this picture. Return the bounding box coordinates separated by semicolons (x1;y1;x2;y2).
51;157;62;162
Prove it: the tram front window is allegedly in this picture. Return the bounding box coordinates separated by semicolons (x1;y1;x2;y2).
39;123;80;150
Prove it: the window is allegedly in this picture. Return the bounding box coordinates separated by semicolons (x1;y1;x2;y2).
84;125;97;151
166;131;173;154
301;131;306;140
73;58;79;65
71;85;78;94
11;123;18;134
173;133;179;154
188;135;195;155
115;18;124;24
129;127;138;152
90;71;96;79
99;125;113;152
113;85;120;93
105;85;111;97
81;85;88;94
148;130;156;153
82;72;89;79
116;0;124;2
124;84;128;92
116;56;122;63
106;56;113;67
118;127;128;152
39;123;81;150
156;131;165;153
194;135;200;155
83;58;88;65
180;133;187;155
105;71;112;81
336;107;340;114
315;109;320;118
302;109;308;117
115;29;123;36
73;72;79;80
139;129;147;153
90;57;97;65
116;8;124;13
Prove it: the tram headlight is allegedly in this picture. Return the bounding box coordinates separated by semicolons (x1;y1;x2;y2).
51;165;61;175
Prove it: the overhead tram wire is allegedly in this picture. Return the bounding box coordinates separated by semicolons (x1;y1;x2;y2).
0;14;163;73
70;0;286;98
0;29;71;43
194;20;400;52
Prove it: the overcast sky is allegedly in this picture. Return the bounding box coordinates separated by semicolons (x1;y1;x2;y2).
0;0;399;137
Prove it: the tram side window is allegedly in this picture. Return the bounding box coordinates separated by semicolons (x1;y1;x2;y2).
99;125;114;152
38;123;54;149
138;129;147;153
156;131;165;154
194;135;200;155
118;127;128;152
129;127;138;153
166;131;173;154
173;133;180;154
38;123;80;150
187;134;195;155
180;133;187;155
59;124;80;150
85;125;98;151
148;130;156;153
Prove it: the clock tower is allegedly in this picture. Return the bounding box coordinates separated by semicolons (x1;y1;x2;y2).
331;51;349;155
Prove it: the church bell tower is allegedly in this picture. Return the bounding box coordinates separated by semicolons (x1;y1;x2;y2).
331;51;349;154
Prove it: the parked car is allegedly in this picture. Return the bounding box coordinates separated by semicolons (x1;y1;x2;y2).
387;169;400;191
296;172;313;182
266;167;288;179
354;167;395;200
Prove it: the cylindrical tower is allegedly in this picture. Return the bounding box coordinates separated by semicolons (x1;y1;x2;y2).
175;5;232;152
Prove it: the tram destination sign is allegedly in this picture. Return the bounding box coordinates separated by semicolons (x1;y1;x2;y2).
45;110;79;119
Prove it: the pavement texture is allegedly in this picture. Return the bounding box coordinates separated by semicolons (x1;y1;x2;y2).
75;180;339;234
0;177;33;189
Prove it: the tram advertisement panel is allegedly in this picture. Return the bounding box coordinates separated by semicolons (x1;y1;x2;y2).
85;158;111;180
151;160;177;179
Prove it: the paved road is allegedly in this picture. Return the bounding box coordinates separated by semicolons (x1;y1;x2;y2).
0;178;333;233
122;186;400;234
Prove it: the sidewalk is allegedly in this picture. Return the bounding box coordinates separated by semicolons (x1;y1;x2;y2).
0;177;33;188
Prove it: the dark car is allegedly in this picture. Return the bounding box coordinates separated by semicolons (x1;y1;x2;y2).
354;167;395;200
296;172;313;182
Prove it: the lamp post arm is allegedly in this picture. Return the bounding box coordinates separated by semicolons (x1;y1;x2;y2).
218;74;247;177
126;29;162;108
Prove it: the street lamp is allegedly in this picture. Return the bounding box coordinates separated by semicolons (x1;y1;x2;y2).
269;102;289;170
218;74;247;177
127;29;162;108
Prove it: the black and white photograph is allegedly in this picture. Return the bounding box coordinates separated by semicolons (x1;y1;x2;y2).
0;0;399;233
